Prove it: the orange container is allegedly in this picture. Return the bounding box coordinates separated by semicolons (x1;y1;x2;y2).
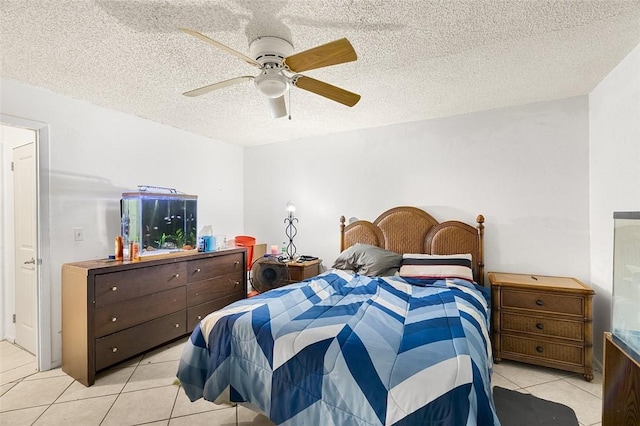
235;235;256;270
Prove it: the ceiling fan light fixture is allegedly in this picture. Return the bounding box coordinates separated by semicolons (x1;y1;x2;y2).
254;70;290;98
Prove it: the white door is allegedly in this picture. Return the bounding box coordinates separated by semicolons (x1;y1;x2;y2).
13;142;37;355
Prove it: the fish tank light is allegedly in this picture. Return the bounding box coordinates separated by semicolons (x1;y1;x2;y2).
121;187;197;256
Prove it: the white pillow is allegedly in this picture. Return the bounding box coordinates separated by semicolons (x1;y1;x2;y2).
399;253;474;282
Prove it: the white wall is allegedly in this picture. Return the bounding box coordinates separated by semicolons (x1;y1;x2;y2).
244;97;591;285
589;42;640;361
0;78;245;368
0;125;37;344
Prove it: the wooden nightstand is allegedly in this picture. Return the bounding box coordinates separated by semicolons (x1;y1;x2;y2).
286;259;321;283
489;272;595;381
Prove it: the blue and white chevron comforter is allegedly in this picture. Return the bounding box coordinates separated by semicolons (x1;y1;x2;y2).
177;269;500;425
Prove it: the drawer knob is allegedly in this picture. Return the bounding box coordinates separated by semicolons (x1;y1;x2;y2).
536;346;544;353
197;315;202;320
175;324;180;328
111;286;117;292
536;323;544;330
174;273;180;278
111;317;117;322
535;299;544;306
195;268;201;273
233;280;240;286
112;347;118;353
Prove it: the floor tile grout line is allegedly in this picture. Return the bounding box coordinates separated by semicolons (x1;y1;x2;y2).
559;376;603;399
0;360;37;374
168;381;181;420
99;377;125;426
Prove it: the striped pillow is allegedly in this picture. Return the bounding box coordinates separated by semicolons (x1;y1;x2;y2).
399;253;474;282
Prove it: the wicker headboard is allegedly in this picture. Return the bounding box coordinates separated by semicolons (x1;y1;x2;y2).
339;206;486;286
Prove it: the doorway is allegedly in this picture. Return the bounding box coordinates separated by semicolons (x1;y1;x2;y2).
13;141;38;354
1;115;52;371
1;126;37;355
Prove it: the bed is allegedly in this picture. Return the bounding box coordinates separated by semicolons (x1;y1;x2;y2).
177;206;499;425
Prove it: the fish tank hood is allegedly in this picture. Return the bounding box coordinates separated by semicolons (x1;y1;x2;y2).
121;188;197;254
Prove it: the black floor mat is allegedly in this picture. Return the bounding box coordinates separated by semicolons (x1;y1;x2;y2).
493;386;580;426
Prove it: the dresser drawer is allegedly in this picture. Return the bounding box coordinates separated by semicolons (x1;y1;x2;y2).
187;253;244;282
501;289;584;316
501;313;584;341
95;286;186;338
95;310;186;371
502;334;583;365
95;262;187;305
187;293;245;331
187;272;244;307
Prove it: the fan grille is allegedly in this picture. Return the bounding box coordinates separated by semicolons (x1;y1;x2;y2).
251;257;290;293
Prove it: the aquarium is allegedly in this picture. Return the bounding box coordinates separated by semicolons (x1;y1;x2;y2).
121;191;197;255
612;211;640;357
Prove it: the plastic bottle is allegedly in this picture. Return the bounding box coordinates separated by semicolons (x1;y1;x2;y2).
115;236;123;261
282;241;287;256
131;240;140;262
198;226;214;252
122;236;130;260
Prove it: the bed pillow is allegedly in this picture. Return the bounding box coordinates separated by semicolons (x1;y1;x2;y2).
332;243;403;277
399;253;474;282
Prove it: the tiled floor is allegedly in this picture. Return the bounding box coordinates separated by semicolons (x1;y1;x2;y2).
1;339;602;425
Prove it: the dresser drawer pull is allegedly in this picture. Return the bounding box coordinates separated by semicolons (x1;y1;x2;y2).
195;268;201;273
174;273;180;278
231;280;240;286
536;346;544;353
111;317;117;322
111;286;117;292
234;261;240;266
112;347;118;353
536;323;544;330
175;323;180;328
535;299;544;306
197;315;202;320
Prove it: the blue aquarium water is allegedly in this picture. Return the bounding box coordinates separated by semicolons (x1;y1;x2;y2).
121;192;197;254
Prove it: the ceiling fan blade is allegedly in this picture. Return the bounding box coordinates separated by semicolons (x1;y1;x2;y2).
284;38;357;73
293;75;360;107
183;76;254;97
179;28;261;68
268;96;287;119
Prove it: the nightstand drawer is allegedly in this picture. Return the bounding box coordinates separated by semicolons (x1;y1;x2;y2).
287;259;321;283
502;335;583;365
501;313;584;341
501;289;584;316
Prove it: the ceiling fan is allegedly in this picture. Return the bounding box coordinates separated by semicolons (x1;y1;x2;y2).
179;28;361;118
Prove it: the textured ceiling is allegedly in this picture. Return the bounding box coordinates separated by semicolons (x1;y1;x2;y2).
1;0;640;146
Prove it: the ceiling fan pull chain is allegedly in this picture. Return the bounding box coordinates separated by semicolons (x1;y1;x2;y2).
288;87;292;120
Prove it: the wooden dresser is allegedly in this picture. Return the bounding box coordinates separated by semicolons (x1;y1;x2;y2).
62;248;246;386
489;272;595;381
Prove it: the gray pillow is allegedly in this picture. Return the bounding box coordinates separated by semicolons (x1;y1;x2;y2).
332;243;402;277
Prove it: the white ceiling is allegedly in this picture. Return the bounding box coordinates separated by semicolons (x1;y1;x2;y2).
2;1;639;146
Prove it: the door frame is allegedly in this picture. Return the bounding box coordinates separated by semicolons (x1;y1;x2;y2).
1;113;52;371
